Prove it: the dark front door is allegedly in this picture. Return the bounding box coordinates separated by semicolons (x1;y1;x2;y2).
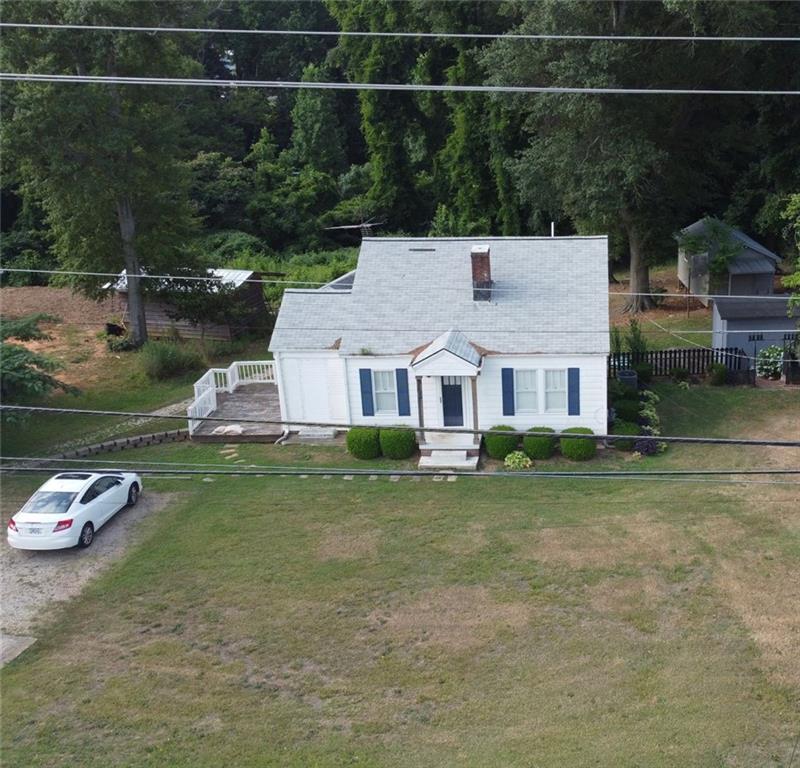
442;376;464;426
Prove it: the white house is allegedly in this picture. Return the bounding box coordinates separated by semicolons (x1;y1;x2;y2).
268;236;610;468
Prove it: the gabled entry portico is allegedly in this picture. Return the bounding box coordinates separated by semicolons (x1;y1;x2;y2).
411;330;482;469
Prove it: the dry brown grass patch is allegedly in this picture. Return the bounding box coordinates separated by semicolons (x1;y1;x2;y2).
316;525;380;561
714;554;800;689
366;586;529;651
518;513;696;570
437;521;488;556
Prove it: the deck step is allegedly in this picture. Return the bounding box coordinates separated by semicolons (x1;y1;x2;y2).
298;427;338;440
419;450;479;470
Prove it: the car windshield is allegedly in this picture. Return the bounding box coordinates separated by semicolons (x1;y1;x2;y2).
20;491;77;516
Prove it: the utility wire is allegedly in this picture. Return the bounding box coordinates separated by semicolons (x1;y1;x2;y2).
1;73;797;97
4;454;798;478
2;464;800;486
1;22;798;43
3;405;799;447
2;266;797;300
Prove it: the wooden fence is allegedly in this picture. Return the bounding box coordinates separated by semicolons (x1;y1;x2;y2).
608;347;747;377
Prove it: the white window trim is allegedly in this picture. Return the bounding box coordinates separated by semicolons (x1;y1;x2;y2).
372;370;398;416
544;368;568;414
514;369;539;413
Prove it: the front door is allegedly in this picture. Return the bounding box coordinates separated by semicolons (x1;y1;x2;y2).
441;377;464;426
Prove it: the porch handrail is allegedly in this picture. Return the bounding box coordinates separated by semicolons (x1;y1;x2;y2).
187;360;275;435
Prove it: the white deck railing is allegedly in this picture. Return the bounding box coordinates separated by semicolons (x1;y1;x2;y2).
187;360;275;435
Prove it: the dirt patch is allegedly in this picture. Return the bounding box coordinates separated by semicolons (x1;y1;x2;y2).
366;586;529;651
518;513;697;570
714;554;800;689
0;492;172;636
316;526;380;561
609;270;710;326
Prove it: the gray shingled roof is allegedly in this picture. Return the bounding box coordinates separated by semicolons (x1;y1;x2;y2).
269;236;610;355
680;218;780;270
714;296;797;320
412;330;482;367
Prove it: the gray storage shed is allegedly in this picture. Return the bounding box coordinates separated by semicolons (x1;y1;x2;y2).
711;296;798;362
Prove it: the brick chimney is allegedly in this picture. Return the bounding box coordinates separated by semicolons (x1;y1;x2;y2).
471;245;492;301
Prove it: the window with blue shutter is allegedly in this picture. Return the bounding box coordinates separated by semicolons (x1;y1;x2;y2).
567;367;580;415
359;368;375;416
396;369;411;416
501;368;515;416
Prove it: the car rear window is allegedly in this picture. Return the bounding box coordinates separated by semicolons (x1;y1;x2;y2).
20;492;78;516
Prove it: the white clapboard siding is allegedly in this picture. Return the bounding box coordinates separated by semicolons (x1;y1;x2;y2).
476;355;607;434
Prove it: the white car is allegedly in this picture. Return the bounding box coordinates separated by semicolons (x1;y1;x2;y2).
7;471;142;550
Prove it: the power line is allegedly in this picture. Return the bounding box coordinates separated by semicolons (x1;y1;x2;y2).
4;454;798;478
1;21;798;43
3;405;800;447
3;266;798;300
2;73;798;97
2;464;799;486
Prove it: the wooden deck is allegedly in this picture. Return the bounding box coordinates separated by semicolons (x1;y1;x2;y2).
191;383;283;443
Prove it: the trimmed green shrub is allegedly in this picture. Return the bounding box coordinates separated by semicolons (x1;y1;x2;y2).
613;399;642;423
138;340;204;380
523;426;556;460
346;427;381;459
484;425;519;460
632;361;653;384
610;420;640;451
608;378;638;404
560;427;597;461
379;427;417;459
669;366;689;383
707;362;728;386
504;451;532;470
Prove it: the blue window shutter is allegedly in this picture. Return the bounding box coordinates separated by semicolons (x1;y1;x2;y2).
501;368;515;416
396;369;411;416
568;367;580;415
359;369;375;416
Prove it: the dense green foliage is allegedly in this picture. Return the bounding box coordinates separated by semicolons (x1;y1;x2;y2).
483;425;518;460
378;427;418;460
0;314;76;404
522;427;556;460
138;340;205;381
559;427;597;461
613;400;642;424
610;420;641;451
346;426;381;460
708;362;729;386
1;0;798;315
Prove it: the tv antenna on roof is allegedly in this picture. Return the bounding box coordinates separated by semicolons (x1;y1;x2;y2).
324;217;386;238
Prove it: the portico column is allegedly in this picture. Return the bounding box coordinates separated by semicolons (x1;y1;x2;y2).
471;376;480;446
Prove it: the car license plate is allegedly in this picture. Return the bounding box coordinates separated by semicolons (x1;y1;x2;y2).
28;527;42;535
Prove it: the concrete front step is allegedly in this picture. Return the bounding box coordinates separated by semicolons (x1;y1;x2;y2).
298;427;338;440
419;450;479;470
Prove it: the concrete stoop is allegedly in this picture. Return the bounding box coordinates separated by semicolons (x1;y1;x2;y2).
418;449;479;470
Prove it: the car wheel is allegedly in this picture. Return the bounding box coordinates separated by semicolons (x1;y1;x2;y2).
78;522;94;548
127;483;140;507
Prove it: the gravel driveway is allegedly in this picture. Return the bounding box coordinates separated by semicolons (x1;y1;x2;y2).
1;493;171;647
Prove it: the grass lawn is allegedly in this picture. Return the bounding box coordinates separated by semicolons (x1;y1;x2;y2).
2;383;799;767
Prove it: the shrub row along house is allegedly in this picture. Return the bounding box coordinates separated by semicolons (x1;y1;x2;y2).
267;237;609;468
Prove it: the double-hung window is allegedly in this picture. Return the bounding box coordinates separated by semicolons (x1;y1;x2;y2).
372;370;397;415
544;369;567;413
514;370;538;412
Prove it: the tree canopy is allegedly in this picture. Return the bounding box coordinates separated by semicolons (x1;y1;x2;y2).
2;0;798;315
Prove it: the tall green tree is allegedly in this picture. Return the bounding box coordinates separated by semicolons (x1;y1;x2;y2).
484;0;774;311
1;0;200;344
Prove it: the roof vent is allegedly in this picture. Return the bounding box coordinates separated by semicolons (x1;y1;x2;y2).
471;245;492;301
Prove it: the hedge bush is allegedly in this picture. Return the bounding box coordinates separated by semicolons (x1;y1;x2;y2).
560;427;597;461
346;427;381;459
522;426;556;459
610;420;640;451
138;340;204;381
484;425;519;460
632;361;653;385
379;427;417;459
608;378;638;404
613;399;642;423
669;366;690;383
708;362;728;386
